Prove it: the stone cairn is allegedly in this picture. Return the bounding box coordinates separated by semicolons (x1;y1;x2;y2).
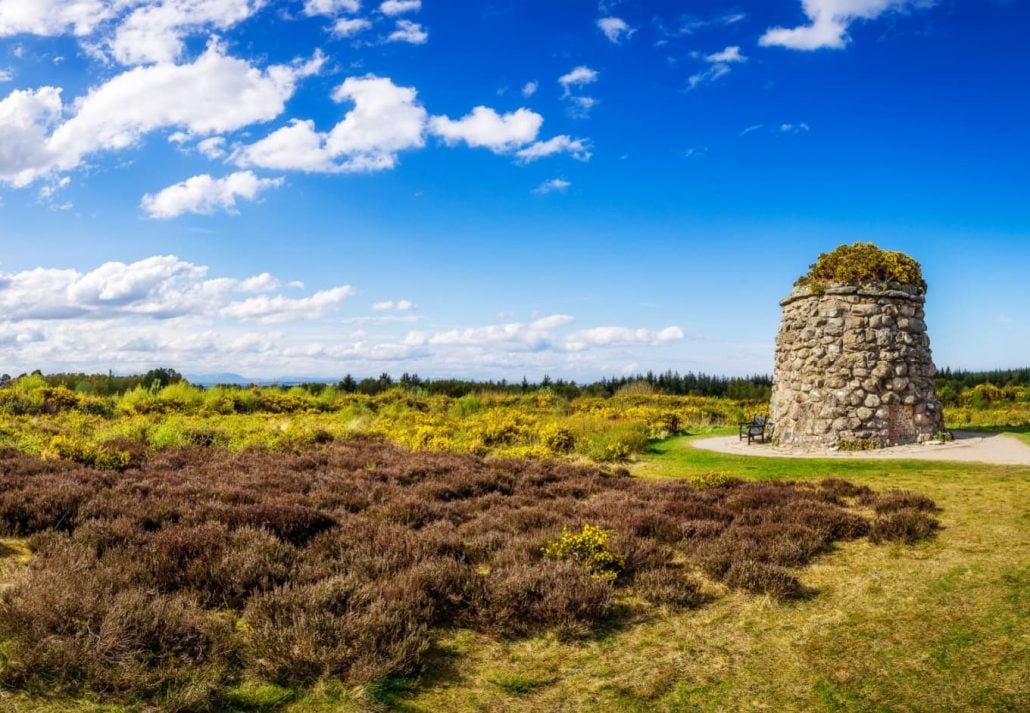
769;251;944;449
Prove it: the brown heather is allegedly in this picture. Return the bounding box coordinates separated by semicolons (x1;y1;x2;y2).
0;438;938;707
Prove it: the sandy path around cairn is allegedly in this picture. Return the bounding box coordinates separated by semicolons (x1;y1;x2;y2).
691;431;1030;466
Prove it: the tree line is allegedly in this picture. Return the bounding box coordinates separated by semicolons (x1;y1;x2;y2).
4;366;1027;402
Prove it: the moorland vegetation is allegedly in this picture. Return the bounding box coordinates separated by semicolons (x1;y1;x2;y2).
0;370;1026;471
0;439;938;709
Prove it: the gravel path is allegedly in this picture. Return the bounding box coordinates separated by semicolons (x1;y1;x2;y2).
691;431;1030;466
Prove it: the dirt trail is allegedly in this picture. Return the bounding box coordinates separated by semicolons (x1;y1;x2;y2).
691;431;1030;466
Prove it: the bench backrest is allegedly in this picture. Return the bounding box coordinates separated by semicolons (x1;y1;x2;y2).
753;415;767;428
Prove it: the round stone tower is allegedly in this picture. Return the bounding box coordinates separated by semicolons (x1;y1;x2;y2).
769;244;943;449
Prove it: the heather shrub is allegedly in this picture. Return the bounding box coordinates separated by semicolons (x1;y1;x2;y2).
633;567;707;609
723;560;804;599
0;474;96;534
477;560;616;639
0;439;940;705
872;489;937;514
211;527;298;609
222;503;337;545
0;543;233;702
243;575;432;684
869;509;940;544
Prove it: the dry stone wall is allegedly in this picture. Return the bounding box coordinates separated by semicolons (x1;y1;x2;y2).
770;282;943;448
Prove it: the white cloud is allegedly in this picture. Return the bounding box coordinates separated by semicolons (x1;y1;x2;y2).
0;255;228;321
372;299;414;311
429;106;542;153
219;285;354;323
521;81;538;98
238;272;279;292
533;178;570;194
141;171;283;219
196;136;226;158
597;17;633;44
780;122;811;133
379;0;420;15
688;46;746;90
0;68;12;82
333;16;371;36
558;66;599;118
760;0;933;51
0;257;733;377
0;256;356;340
706;45;745;63
303;0;361;16
0;0;119;37
386;18;426;43
107;0;267;66
565;326;684;351
558;65;598;96
0;41;323;187
530;314;574;330
687;64;730;89
0;87;65;188
234;74;427;173
406;318;558;351
515;135;591;162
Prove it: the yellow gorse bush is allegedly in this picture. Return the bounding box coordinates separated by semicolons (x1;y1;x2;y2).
542;524;626;579
795;242;927;293
1;374;1020;465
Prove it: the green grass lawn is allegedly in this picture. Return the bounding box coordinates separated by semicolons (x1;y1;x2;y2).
391;432;1029;712
5;433;1029;712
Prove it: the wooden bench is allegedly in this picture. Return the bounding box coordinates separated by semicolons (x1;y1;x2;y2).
739;415;771;445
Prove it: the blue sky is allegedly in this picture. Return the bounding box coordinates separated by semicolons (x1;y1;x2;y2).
0;0;1027;380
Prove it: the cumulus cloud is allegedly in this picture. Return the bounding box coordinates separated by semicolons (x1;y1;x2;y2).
380;0;420;15
234;74;427;173
238;272;279;292
0;1;269;66
521;81;537;98
0;254;355;330
106;0;267;66
429;106;542;153
0;68;13;82
333;17;371;36
386;18;426;43
558;65;598;96
0;0;120;37
565;326;684;351
141;171;283;219
760;0;934;50
404;315;570;351
304;0;361;16
0;87;64;188
196;136;226;158
597;16;633;44
0;257;708;376
219;285;354;323
0;41;323;187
